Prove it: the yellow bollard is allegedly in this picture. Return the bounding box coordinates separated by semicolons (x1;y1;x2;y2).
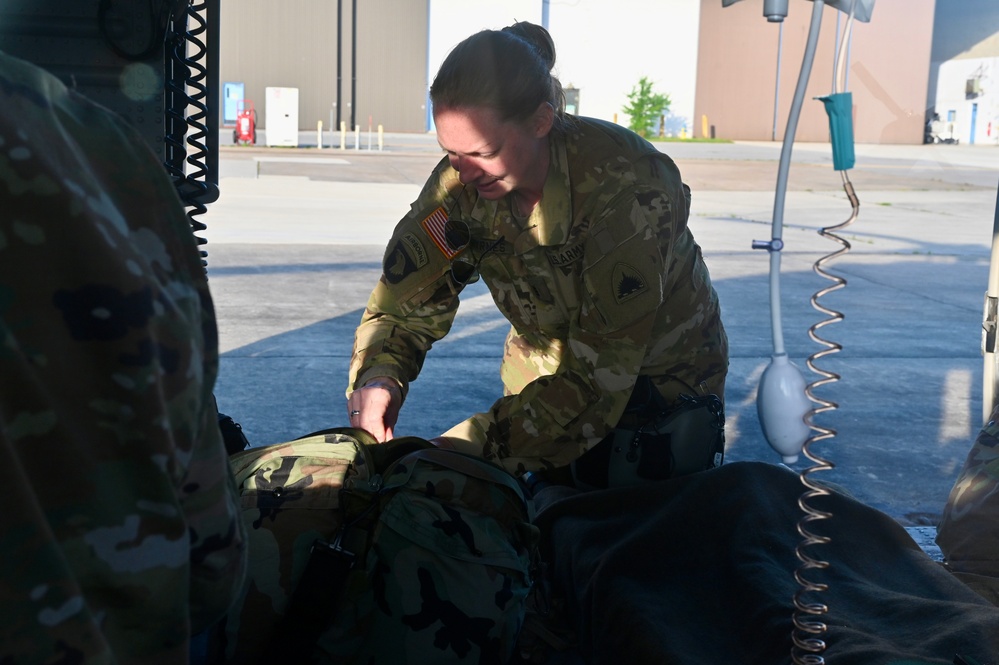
701;115;709;139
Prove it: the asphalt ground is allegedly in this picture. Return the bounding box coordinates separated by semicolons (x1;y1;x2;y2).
203;131;999;526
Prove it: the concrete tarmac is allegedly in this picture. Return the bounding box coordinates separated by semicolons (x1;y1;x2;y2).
203;131;999;526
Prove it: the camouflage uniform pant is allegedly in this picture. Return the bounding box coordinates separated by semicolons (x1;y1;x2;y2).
937;404;999;605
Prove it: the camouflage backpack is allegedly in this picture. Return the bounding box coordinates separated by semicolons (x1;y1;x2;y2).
210;428;377;663
212;428;538;665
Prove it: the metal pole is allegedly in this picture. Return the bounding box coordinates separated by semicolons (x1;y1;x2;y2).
984;177;999;423
336;0;342;128
845;22;853;92
772;22;782;142
351;0;357;131
542;0;549;29
833;12;841;93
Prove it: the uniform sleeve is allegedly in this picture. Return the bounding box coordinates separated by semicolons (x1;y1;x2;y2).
936;404;999;604
444;186;682;475
184;397;249;632
181;271;248;633
347;164;465;396
0;55;245;661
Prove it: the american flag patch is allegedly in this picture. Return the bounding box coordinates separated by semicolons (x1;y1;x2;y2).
420;207;459;259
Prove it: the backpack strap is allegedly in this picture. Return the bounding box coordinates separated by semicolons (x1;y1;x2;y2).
391;448;534;519
261;537;356;663
294;425;379;445
258;432;436;662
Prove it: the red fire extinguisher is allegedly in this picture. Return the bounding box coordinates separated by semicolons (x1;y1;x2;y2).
233;100;256;145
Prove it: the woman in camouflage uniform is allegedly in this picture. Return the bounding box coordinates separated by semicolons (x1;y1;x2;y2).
346;22;728;485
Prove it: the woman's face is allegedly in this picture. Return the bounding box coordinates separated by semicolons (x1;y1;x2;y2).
434;104;552;201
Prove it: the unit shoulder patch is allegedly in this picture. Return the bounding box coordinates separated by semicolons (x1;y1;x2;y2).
611;262;648;304
581;243;662;333
384;232;428;284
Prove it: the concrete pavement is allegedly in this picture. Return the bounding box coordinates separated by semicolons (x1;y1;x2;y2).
202;132;999;525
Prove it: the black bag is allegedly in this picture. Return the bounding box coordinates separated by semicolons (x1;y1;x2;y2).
573;387;725;489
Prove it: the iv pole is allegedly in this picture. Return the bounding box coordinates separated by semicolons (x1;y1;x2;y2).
721;0;874;463
753;0;823;464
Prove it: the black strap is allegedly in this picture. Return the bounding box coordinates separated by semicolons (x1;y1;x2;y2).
216;413;249;455
260;539;356;663
210;393;250;456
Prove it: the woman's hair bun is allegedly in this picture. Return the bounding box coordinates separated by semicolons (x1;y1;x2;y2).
501;21;556;70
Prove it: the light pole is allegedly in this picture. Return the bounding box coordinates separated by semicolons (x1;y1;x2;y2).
336;0;342;129
351;0;357;132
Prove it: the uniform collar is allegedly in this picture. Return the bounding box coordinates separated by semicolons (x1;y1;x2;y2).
522;131;571;247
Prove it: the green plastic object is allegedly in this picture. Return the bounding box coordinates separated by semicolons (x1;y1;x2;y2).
818;92;856;171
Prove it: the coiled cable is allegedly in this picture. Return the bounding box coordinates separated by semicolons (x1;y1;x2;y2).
791;2;859;662
791;173;859;665
163;0;219;267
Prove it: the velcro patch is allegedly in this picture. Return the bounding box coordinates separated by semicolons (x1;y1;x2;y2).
420;207;460;259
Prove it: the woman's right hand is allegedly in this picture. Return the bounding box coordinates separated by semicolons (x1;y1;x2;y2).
347;377;403;442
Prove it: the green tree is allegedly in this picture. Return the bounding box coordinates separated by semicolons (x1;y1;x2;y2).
622;77;671;137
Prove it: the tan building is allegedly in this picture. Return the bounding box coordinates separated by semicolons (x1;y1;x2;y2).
221;0;999;145
693;0;937;144
2;1;996;146
219;0;430;134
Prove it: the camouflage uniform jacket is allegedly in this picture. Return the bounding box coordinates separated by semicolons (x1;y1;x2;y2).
937;403;999;605
349;116;728;476
0;52;247;663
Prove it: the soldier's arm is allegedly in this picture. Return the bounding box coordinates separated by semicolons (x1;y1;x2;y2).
347;164;464;398
348;278;460;397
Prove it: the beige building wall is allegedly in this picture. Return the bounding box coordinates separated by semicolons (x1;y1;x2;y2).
694;0;936;144
220;0;428;133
